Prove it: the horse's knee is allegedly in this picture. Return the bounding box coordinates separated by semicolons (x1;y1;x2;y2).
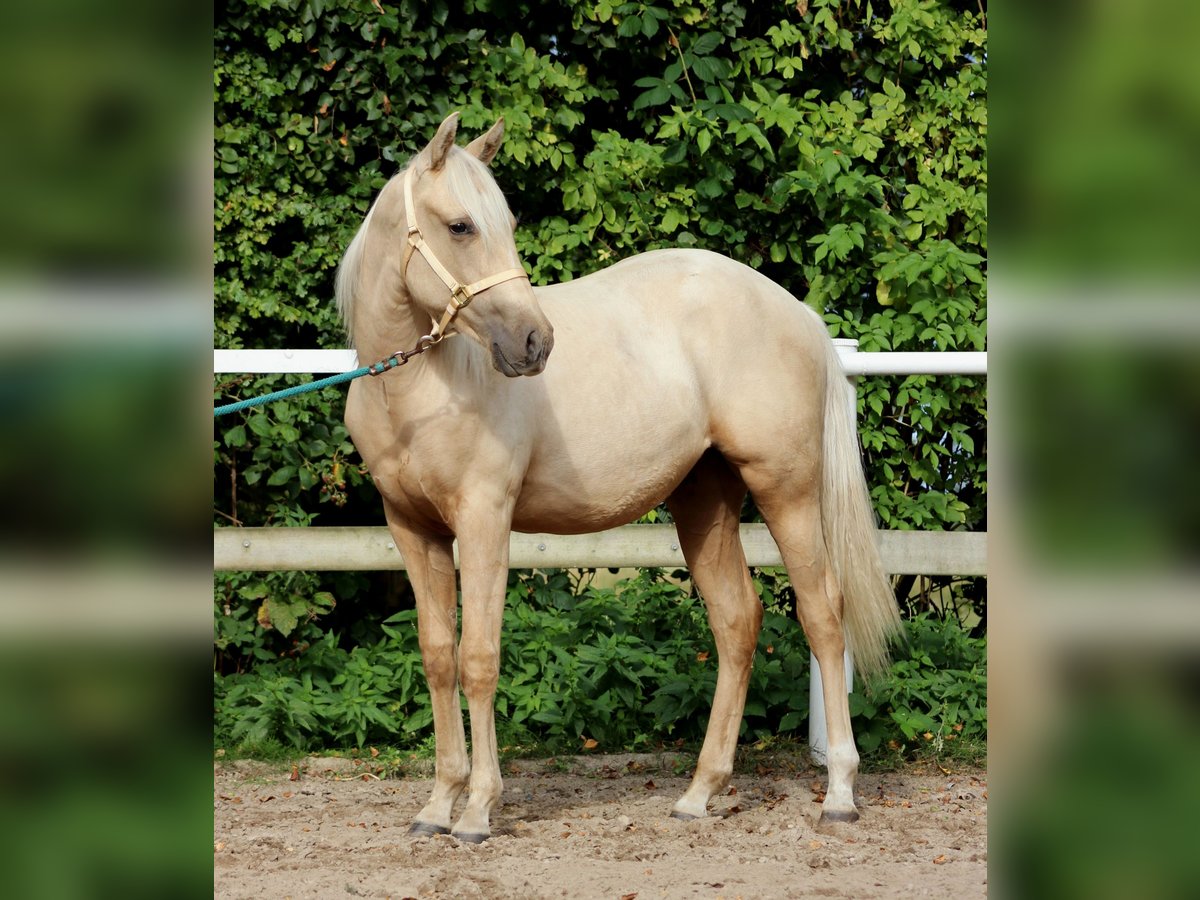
419;635;458;689
716;634;757;676
458;646;500;697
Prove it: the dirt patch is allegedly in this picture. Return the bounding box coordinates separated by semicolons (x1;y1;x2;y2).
215;754;986;898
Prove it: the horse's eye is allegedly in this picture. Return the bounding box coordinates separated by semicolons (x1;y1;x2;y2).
449;221;474;236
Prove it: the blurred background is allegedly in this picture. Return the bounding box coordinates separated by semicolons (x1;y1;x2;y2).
0;0;212;895
992;0;1200;896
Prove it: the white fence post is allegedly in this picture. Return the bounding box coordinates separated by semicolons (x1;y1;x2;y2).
809;643;856;768
809;339;860;766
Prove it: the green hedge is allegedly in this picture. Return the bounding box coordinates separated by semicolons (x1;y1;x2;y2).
214;0;987;754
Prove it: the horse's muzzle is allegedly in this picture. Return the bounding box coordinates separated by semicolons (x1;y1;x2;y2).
492;326;553;377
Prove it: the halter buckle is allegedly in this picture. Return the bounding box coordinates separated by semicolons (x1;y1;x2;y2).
450;284;473;310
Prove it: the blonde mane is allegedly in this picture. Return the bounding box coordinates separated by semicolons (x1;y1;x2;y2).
335;148;516;350
334;188;382;349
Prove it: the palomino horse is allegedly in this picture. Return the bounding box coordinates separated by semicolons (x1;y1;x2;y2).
339;113;901;843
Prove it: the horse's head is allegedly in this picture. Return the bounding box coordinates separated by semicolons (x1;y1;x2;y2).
399;113;554;377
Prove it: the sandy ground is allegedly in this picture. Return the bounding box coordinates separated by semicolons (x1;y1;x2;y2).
214;753;987;899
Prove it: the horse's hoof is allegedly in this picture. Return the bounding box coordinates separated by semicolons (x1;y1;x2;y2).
409;821;450;836
817;809;860;830
669;810;700;821
452;831;489;844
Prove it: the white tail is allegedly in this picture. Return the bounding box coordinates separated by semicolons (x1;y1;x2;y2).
819;340;903;681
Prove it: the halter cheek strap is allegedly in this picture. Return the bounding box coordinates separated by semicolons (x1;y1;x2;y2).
401;165;529;341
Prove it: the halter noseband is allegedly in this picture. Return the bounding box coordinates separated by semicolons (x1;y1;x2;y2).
400;164;529;343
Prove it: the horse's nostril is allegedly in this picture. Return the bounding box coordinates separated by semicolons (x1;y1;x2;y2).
526;329;542;360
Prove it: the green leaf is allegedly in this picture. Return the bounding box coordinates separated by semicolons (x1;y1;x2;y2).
709;102;752;122
248;414;272;438
266;597;299;636
690;56;730;83
633;84;671;110
267;466;296;486
224;425;247;448
617;15;642;37
237;581;269;601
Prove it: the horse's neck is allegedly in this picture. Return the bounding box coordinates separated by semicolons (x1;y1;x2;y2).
355;285;494;412
353;273;431;364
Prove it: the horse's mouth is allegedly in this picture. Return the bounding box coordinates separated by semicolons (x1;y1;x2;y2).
491;342;549;377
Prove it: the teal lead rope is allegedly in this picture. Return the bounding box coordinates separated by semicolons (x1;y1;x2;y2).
213;355;405;417
216;288;461;417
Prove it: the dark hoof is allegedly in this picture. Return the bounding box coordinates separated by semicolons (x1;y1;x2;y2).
409;821;450;836
817;809;860;828
669;810;699;821
452;831;489;844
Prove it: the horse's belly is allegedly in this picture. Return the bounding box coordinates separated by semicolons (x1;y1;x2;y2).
511;428;707;535
510;474;689;534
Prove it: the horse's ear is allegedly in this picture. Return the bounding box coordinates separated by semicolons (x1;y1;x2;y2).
427;112;460;171
464;117;505;166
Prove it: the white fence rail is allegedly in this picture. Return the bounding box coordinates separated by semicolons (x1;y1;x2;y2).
213;346;988;377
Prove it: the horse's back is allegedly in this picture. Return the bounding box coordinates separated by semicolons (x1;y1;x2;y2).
536;247;831;418
538;248;826;355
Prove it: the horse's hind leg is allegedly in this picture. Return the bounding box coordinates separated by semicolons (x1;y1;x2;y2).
384;509;469;836
666;450;763;820
747;481;861;825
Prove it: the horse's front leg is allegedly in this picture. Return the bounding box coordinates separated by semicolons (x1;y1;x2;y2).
449;498;513;843
384;510;468;836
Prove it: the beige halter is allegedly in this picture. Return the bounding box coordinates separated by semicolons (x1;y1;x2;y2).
400;164;529;343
